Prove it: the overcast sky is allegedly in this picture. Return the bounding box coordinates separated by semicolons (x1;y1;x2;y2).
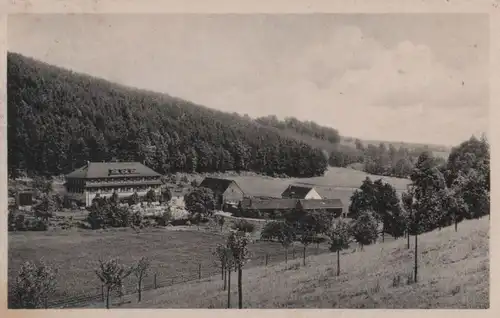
8;14;489;146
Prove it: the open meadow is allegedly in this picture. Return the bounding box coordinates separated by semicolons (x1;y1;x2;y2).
8;226;329;305
112;217;489;309
217;167;411;209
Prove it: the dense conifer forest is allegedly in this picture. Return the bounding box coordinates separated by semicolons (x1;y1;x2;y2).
7;52;328;178
7;52;452;180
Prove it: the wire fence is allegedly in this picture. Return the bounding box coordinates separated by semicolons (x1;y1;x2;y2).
10;245;331;309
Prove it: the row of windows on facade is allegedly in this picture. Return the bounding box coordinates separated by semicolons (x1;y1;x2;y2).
67;185;161;194
70;176;160;184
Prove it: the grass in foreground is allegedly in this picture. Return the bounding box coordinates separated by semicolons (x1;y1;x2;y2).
114;217;488;309
8;226;328;302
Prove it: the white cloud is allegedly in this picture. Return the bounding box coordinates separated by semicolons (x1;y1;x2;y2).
202;25;487;145
9;17;488;145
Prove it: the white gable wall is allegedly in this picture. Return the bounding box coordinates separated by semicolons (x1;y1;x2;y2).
304;188;322;200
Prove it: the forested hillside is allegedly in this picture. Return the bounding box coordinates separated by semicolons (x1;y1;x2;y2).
7;52;328;178
255;115;452;179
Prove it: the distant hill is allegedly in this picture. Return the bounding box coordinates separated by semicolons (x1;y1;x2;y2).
7;52;328;178
340;137;451;158
254;115;451;179
255;115;451;158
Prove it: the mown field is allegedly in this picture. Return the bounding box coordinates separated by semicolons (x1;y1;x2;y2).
8;226;329;304
219;167;411;210
113;217;489;309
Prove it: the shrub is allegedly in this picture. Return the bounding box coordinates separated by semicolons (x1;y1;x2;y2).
233;208;264;219
231;219;256;233
214;215;226;232
130;210;144;227
11;259;57;308
160;187;172;203
349;212;379;249
128;192;140;206
156;210;172;226
8;209;17;231
184;187;215;218
15;214;27;231
27;219;49;231
260;221;284;240
145;189;157;203
170;208;190;220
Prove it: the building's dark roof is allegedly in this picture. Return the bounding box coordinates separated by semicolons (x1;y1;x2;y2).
299;199;343;210
66;162;161;179
240;198;299;210
199;177;244;194
281;185;317;199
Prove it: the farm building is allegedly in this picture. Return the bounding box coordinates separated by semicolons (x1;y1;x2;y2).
298;199;344;217
65;161;162;206
239;197;299;213
198;177;246;210
281;185;322;199
239;197;344;218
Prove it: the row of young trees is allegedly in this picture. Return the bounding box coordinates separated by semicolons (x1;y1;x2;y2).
213;230;251;309
345;135;489;282
10;256;152;309
258;135;489;283
8;52;328;179
260;208;379;275
349;135;489;236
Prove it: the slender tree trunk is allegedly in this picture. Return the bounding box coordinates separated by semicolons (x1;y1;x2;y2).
285;247;288;263
238;266;243;309
414;233;418;283
223;264;227;290
407;230;410;249
303;245;307;266
227;267;231;308
106;286;111;309
138;279;142;302
382;223;385;242
336;250;340;276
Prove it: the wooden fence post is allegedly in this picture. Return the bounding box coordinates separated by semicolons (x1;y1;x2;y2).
265;254;269;266
198;263;202;280
154;273;157;289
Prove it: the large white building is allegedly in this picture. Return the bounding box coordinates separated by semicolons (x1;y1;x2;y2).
65;161;162;206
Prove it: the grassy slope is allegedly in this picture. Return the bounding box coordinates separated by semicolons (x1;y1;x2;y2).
115;217;489;309
8;227;328;301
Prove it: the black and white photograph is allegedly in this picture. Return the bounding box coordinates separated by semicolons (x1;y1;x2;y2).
5;10;491;310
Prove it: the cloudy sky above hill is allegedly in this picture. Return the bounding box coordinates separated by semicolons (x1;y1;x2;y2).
8;14;489;146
